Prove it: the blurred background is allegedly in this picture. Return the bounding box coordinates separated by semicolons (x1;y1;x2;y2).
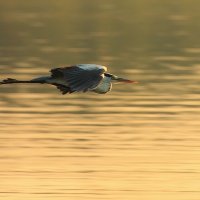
0;1;200;200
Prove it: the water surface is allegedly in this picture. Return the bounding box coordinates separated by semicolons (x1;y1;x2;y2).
0;1;200;200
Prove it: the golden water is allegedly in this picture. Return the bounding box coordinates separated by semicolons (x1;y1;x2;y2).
0;1;200;199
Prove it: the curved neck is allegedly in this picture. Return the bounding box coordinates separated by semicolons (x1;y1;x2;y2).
92;76;112;94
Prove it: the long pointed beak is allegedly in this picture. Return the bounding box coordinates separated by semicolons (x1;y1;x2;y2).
116;77;138;84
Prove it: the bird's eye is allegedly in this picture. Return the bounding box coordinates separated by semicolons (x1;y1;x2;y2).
104;73;113;77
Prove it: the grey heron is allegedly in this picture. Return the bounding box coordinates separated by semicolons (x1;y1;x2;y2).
0;64;138;94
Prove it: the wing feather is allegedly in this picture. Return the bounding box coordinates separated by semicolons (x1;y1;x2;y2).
50;64;107;93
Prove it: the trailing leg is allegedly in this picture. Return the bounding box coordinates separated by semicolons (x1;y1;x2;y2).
0;76;51;85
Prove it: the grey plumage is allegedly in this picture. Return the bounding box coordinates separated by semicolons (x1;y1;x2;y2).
0;64;137;94
50;65;106;93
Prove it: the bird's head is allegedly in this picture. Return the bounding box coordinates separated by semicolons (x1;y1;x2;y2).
105;73;138;84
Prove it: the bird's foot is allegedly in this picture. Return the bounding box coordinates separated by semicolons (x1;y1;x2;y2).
0;78;18;84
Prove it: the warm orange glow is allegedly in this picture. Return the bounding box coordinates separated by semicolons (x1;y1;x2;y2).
0;0;200;199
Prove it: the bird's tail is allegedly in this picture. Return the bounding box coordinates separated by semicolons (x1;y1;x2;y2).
0;76;51;85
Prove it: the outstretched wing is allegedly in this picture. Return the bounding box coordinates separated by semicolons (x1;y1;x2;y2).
50;64;107;93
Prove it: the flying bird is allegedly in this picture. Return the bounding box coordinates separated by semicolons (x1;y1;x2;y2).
0;64;138;94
